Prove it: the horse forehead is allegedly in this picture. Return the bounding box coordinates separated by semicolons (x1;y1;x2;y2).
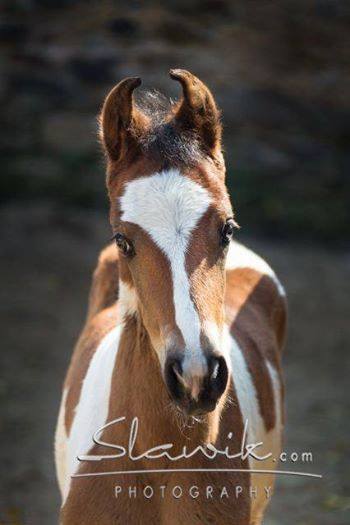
119;169;212;250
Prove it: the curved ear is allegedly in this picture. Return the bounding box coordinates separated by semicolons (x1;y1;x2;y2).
100;77;145;161
169;69;222;159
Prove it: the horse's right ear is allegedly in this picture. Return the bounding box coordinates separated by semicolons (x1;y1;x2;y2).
99;77;145;162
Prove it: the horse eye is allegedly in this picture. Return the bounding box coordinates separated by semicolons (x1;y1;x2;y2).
112;233;135;257
221;218;238;246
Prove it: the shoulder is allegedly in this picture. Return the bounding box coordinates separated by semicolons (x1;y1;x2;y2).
225;241;287;351
226;240;285;297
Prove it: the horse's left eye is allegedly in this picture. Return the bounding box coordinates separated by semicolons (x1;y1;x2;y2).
112;233;135;257
221;218;238;246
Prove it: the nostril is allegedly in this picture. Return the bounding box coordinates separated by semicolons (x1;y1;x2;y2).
172;360;185;385
164;356;184;402
207;355;228;398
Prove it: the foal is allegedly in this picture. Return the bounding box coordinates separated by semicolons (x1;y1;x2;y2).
55;69;287;525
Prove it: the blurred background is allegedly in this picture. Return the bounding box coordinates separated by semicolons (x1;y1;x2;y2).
1;1;349;524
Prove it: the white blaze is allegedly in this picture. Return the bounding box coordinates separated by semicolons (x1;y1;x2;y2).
120;169;212;376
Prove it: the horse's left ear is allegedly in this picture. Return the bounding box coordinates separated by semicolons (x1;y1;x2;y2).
170;69;222;161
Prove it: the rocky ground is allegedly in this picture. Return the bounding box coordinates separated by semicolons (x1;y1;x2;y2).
0;203;349;524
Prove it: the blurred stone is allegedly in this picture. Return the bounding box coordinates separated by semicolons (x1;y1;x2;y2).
315;0;343;18
10;156;62;181
35;0;80;7
10;72;74;105
233;137;293;172
43;113;97;153
167;0;232;18
69;57;115;84
156;17;209;44
223;87;312;130
0;21;28;43
108;17;139;37
281;135;333;164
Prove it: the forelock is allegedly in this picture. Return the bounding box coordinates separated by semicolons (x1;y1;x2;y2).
134;90;203;166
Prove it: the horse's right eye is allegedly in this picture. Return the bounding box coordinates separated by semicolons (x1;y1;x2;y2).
112;233;135;257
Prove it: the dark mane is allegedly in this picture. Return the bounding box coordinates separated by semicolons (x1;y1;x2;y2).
134;90;202;166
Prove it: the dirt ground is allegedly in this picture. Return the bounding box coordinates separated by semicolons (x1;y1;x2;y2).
0;203;349;525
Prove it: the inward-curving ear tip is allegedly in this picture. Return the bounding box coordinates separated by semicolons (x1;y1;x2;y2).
108;76;142;98
124;76;142;88
169;68;188;79
100;76;143;161
169;69;194;85
169;68;222;159
115;76;142;94
102;76;142;110
169;69;203;108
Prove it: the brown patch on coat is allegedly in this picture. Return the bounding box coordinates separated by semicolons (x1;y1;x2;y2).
225;268;287;431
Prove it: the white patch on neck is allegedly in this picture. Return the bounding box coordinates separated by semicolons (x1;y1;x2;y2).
118;279;138;318
63;324;122;504
226;241;286;296
120;169;211;376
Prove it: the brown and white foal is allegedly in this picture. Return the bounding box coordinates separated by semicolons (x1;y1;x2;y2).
55;70;287;525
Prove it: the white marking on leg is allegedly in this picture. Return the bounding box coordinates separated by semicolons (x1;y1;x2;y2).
120;169;211;377
226;241;285;296
63;325;123;503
